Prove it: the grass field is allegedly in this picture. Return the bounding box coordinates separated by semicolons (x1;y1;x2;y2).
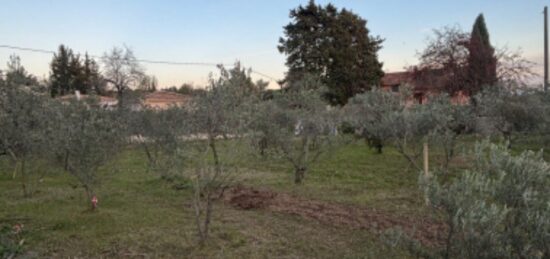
0;137;547;258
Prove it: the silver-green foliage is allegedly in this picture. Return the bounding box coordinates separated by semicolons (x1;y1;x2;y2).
475;87;549;146
424;95;474;170
51;99;124;207
418;142;550;258
345;88;403;153
382;98;439;171
129;107;188;180
347;88;473;172
0;86;53;197
253;77;340;184
185;64;261;244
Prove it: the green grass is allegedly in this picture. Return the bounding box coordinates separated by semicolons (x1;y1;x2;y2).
1;136;546;258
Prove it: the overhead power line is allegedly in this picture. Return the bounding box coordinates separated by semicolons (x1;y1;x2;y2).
0;44;55;54
0;44;280;82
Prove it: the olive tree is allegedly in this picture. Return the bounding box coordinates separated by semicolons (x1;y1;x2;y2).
425;95;474;171
51;99;123;210
0;86;52;197
382;100;438;172
128;107;188;180
252;77;340;184
358;89;472;172
184;64;258;245
475;87;548;148
420;142;549;258
344;88;403;154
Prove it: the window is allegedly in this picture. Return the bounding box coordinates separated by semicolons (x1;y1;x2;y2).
391;84;399;92
414;93;424;104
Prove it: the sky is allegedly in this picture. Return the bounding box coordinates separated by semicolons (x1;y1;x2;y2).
0;0;548;89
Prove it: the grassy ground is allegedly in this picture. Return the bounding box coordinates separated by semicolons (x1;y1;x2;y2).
0;136;546;258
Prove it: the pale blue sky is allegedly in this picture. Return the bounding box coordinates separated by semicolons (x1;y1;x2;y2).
0;0;547;88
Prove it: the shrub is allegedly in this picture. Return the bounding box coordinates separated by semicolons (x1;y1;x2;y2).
404;141;550;258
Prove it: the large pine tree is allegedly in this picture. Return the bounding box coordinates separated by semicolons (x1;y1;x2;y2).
466;14;497;95
278;0;384;105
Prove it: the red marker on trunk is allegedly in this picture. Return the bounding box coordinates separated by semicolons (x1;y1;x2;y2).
91;195;98;210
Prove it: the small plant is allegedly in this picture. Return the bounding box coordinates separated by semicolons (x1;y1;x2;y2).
0;223;25;258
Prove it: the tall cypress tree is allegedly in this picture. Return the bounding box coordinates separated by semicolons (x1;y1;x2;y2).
50;45;73;97
466;14;497;96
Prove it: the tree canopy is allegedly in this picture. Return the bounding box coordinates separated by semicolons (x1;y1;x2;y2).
278;0;384;105
50;45;103;97
466;14;497;95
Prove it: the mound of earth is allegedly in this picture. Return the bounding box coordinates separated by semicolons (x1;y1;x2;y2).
222;185;447;247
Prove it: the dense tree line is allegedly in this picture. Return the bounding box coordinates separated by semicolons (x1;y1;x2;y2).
50;45;104;97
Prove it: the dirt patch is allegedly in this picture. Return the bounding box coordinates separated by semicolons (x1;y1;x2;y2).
222;185;277;210
222;185;447;247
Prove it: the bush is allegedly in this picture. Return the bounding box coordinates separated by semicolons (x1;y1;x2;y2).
410;141;550;258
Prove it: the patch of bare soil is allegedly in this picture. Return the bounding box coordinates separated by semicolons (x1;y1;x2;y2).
222;185;447;247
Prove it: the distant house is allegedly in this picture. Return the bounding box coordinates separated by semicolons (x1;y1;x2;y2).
57;90;191;110
142;91;191;109
380;71;469;105
58;92;118;109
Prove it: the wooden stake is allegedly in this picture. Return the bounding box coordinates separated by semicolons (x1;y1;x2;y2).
423;142;429;177
423;142;430;206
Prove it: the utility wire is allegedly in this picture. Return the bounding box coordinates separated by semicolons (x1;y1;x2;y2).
0;44;55;54
0;44;280;82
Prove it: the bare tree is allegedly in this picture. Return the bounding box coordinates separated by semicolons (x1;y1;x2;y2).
414;25;536;96
414;25;470;95
101;46;144;108
495;47;538;88
137;75;158;92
